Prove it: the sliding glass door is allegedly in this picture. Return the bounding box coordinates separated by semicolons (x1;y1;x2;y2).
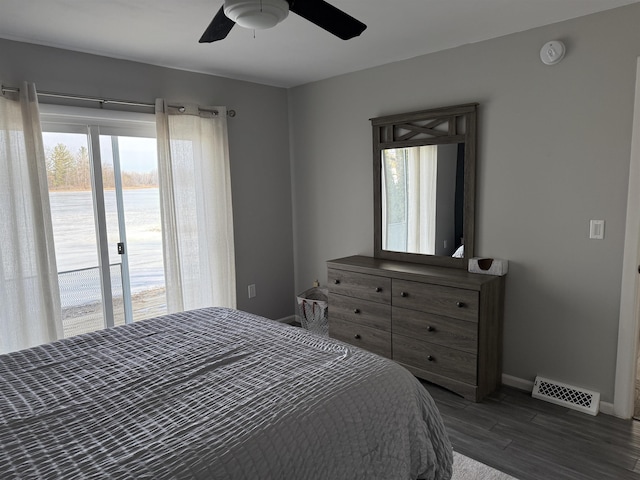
99;134;166;323
41;106;166;338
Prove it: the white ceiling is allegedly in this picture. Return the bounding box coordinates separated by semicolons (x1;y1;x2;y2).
1;0;638;88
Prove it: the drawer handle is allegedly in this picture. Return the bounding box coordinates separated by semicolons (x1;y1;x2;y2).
334;279;340;285
456;301;465;308
427;355;435;362
353;308;360;314
354;334;361;339
427;326;435;332
375;287;382;292
400;291;408;297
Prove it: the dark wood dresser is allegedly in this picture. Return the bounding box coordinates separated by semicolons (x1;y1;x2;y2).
327;255;505;402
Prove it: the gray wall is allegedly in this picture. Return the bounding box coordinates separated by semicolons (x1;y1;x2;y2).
0;38;295;321
289;4;640;402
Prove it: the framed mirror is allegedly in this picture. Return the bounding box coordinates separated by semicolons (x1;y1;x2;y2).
372;103;477;268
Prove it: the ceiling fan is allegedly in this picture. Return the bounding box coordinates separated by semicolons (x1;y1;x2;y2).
199;0;367;43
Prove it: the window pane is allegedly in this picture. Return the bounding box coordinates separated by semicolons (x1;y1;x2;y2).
102;135;166;322
43;131;106;337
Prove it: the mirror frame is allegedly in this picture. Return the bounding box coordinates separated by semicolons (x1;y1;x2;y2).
372;103;478;269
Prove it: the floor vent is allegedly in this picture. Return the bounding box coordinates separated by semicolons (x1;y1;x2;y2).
532;376;600;416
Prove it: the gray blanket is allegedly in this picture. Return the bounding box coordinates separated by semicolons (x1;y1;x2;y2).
0;307;453;479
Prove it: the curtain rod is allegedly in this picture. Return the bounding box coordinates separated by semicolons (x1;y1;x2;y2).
0;85;236;117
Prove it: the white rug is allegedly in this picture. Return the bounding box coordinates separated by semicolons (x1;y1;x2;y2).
452;451;518;480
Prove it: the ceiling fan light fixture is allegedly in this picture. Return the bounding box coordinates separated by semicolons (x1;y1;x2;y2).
224;0;289;30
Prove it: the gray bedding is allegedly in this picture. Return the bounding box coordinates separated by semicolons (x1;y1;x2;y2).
0;307;453;479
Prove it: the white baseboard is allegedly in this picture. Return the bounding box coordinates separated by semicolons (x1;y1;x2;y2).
599;401;615;416
502;374;534;392
275;315;297;324
501;374;614;416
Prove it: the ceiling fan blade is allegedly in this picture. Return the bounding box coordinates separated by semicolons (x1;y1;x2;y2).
199;5;236;43
289;0;366;40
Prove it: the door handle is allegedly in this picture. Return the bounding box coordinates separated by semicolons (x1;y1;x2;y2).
117;242;125;255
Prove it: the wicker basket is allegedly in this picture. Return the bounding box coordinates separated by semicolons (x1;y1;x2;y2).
296;287;328;337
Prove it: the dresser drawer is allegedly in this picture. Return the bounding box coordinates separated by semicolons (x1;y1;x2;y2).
328;268;391;304
393;336;477;385
393;307;477;354
392;279;479;322
329;318;392;358
329;293;391;332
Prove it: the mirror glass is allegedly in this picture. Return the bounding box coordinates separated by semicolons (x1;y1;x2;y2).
381;144;465;257
372;103;477;268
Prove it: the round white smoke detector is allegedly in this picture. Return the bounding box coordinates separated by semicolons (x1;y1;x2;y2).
540;41;566;66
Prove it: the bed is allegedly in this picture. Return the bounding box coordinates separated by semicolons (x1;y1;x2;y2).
0;307;453;479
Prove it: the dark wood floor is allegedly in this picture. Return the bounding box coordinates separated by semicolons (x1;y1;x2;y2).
422;381;640;480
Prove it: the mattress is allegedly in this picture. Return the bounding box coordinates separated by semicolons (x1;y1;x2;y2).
0;307;453;479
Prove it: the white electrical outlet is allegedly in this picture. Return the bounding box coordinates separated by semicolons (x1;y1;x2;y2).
248;284;256;298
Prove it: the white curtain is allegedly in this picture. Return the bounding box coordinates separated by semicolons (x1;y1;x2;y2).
155;100;236;312
406;145;437;254
0;82;62;354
